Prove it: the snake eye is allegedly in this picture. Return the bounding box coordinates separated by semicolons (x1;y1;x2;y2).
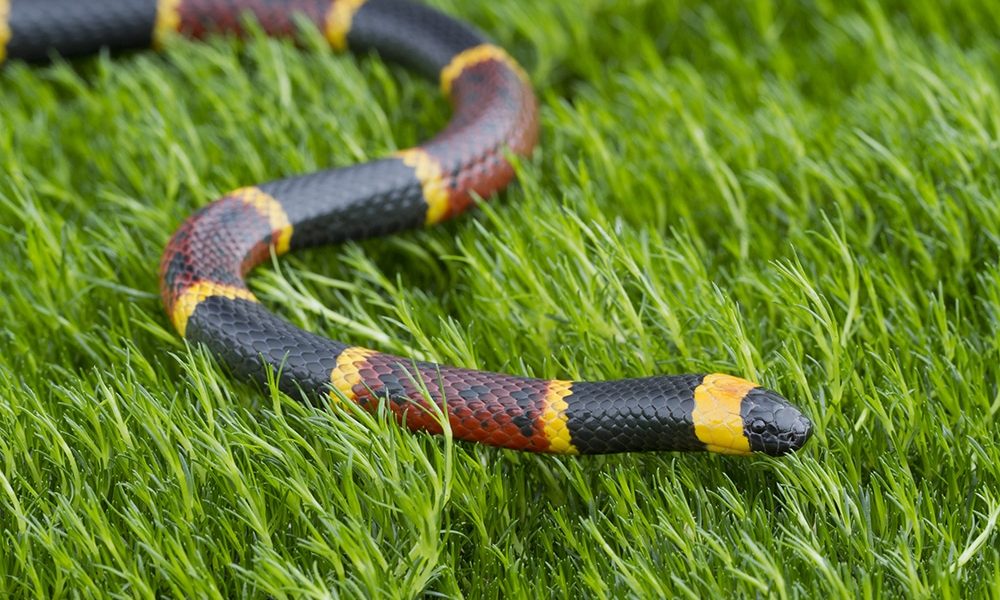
751;419;767;434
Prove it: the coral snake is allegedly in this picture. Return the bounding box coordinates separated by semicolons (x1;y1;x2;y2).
1;0;812;456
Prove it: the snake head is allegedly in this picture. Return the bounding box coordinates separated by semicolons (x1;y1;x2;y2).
741;387;813;455
690;374;812;456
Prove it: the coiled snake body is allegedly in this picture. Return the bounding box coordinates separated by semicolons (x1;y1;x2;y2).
1;0;812;455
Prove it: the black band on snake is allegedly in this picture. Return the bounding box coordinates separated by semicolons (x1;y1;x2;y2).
1;0;813;455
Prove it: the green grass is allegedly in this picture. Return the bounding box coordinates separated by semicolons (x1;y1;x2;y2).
2;0;1000;596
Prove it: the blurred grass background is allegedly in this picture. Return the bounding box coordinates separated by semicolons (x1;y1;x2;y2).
1;0;999;596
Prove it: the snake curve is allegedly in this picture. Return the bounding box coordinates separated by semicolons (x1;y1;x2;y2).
1;0;813;455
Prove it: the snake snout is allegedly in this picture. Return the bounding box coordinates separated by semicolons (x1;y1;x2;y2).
741;387;813;455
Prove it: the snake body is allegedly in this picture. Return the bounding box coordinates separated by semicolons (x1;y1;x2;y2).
2;0;812;455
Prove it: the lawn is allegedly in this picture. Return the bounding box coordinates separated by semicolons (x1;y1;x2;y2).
2;0;999;597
